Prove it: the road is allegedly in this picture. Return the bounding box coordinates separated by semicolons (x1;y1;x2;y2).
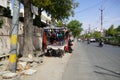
62;41;120;80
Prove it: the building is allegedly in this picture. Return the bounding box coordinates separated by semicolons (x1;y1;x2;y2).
0;0;51;27
0;0;12;16
0;0;9;8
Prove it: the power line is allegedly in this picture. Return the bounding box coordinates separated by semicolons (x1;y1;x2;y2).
75;0;108;14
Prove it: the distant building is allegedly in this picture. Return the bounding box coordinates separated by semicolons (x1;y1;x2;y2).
0;0;51;26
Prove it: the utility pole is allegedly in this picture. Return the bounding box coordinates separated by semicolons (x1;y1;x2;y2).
88;24;91;33
9;0;20;72
99;7;105;32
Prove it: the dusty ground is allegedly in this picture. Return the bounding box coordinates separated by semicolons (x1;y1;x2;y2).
21;40;76;80
0;40;76;80
21;53;72;80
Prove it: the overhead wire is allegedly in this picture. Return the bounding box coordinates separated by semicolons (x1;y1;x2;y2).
75;0;109;14
102;0;120;24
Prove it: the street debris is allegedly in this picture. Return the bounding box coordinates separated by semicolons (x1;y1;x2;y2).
0;54;43;79
2;72;17;79
21;69;37;75
19;57;34;63
0;71;10;76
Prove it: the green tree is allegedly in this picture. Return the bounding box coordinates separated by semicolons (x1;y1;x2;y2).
33;0;78;24
93;31;101;38
116;25;120;43
47;0;79;20
67;20;83;37
116;25;120;32
107;25;117;37
32;0;52;26
20;0;78;56
57;20;63;27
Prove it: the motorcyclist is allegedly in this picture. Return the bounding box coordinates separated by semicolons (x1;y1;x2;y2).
87;38;90;44
99;39;103;47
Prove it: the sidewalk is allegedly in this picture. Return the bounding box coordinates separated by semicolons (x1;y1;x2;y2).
21;54;70;80
20;39;76;80
0;39;76;80
23;40;76;80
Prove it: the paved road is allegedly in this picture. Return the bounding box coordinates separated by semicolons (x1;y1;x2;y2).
62;41;120;80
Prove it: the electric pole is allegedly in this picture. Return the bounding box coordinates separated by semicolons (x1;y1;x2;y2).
99;7;105;32
9;0;20;72
89;24;91;33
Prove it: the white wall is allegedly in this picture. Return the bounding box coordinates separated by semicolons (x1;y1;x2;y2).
0;0;8;8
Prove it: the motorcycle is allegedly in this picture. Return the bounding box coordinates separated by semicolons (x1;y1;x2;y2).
87;38;90;44
64;39;73;53
87;40;90;44
99;41;103;47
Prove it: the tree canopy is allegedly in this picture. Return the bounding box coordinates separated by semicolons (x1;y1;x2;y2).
32;0;78;21
93;31;101;38
106;25;117;37
19;0;79;56
67;20;83;37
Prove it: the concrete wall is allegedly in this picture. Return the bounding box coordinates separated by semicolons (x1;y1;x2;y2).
0;16;43;56
0;16;23;55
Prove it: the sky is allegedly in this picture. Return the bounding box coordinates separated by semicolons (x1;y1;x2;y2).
10;0;120;31
69;0;120;31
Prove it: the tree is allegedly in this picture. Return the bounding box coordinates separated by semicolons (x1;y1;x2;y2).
21;0;34;57
116;25;120;35
67;20;83;37
32;0;52;26
46;0;79;21
107;25;117;37
116;25;120;31
116;25;120;44
33;0;79;24
57;20;63;27
20;0;78;57
93;31;101;38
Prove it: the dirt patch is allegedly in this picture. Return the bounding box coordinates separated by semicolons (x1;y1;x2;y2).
21;53;71;80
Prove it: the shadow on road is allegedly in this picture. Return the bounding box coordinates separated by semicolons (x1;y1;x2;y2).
94;65;120;78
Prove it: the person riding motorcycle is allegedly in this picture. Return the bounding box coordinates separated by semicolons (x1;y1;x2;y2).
87;38;90;44
99;39;104;47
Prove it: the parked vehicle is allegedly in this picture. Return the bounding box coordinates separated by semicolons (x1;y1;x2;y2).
64;38;73;53
90;38;96;42
43;27;71;57
77;38;81;42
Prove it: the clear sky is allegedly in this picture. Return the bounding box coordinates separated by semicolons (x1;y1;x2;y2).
69;0;120;31
11;0;120;31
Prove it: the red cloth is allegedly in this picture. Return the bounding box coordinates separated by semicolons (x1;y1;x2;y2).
64;45;69;52
43;32;47;49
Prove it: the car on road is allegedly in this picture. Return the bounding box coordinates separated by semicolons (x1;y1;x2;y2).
77;38;81;42
90;38;96;42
